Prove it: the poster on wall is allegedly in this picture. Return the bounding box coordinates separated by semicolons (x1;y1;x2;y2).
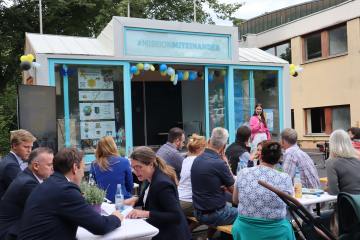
79;91;114;101
79;102;115;121
263;109;274;131
80;121;116;139
78;68;114;89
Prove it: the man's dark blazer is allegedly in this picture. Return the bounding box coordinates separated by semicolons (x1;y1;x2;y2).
136;168;191;240
0;152;22;199
18;172;121;240
0;167;39;239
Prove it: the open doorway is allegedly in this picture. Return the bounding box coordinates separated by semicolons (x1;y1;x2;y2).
131;64;205;147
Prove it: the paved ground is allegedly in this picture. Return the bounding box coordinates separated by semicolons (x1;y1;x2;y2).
191;148;327;239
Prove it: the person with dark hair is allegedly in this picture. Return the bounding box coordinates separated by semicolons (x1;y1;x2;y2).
281;128;320;189
18;148;122;240
249;103;271;152
232;141;295;240
0;147;53;240
347;127;360;152
225;126;252;175
0;129;36;198
156;127;185;179
124;146;191;240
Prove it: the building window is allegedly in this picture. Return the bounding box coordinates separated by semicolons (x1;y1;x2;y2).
303;24;347;61
291;109;295;129
305;33;322;60
305;105;350;135
262;41;291;62
329;25;347;56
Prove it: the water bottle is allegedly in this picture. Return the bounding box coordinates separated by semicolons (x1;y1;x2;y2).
294;168;302;198
88;173;95;186
115;184;124;211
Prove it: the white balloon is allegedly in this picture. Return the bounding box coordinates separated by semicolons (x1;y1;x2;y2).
144;63;150;71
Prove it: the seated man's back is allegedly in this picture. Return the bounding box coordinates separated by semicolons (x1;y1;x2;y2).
18;148;121;240
0;147;54;240
0;168;38;239
191;127;237;227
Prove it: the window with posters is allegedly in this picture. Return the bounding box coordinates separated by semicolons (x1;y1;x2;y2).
55;64;126;162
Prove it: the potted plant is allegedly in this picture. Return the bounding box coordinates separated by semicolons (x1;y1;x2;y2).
80;181;106;213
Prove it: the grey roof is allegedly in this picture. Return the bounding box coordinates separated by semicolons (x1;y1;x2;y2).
25;33;287;65
25;33;113;56
238;48;288;64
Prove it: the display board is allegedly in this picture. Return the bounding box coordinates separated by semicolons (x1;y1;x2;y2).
18;85;57;152
78;68;116;142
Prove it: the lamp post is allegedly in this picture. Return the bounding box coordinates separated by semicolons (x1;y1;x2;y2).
39;0;43;34
193;0;196;22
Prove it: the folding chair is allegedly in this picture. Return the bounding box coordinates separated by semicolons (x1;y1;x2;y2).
258;180;336;240
337;192;360;240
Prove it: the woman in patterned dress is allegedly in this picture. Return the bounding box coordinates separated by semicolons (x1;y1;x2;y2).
232;141;295;240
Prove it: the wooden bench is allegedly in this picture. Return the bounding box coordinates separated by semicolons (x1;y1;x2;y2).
187;217;233;235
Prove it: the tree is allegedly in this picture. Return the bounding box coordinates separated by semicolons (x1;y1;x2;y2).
0;0;242;155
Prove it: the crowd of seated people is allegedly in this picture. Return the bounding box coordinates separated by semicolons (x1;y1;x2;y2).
1;125;360;240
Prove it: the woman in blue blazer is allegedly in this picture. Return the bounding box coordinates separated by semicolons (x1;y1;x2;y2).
90;136;133;202
125;146;191;240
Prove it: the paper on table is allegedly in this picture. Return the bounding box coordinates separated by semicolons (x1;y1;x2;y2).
101;202;133;217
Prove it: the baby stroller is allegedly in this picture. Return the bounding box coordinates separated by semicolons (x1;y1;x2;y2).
337;192;360;240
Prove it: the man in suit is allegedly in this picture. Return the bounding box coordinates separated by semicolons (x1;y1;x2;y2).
0;147;54;240
18;148;123;240
0;129;36;198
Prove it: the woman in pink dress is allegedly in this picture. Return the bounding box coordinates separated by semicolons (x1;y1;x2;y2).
249;103;271;151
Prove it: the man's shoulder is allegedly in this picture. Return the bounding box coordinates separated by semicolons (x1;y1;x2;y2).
0;153;17;166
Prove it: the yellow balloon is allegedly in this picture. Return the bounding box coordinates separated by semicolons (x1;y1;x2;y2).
170;74;175;82
136;63;144;71
150;65;155;71
183;71;189;80
134;70;140;76
20;55;27;62
289;64;295;71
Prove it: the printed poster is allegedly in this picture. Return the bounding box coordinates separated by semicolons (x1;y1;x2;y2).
78;68;114;90
79;91;114;101
79;102;115;121
263;109;274;131
80;121;116;140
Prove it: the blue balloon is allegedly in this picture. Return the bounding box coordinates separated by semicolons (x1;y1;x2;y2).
159;64;167;72
130;66;138;74
189;71;197;81
208;73;214;82
177;71;183;81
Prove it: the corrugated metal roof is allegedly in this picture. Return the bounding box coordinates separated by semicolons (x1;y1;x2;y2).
238;48;288;64
26;33;286;64
26;33;113;56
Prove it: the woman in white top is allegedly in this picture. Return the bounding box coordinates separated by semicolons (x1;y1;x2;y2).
178;134;206;217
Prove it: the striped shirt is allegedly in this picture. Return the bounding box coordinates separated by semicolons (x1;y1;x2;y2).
283;145;320;189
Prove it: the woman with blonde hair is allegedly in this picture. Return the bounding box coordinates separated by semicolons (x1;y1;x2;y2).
178;134;207;217
326;129;360;195
90;136;133;203
124;146;191;240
